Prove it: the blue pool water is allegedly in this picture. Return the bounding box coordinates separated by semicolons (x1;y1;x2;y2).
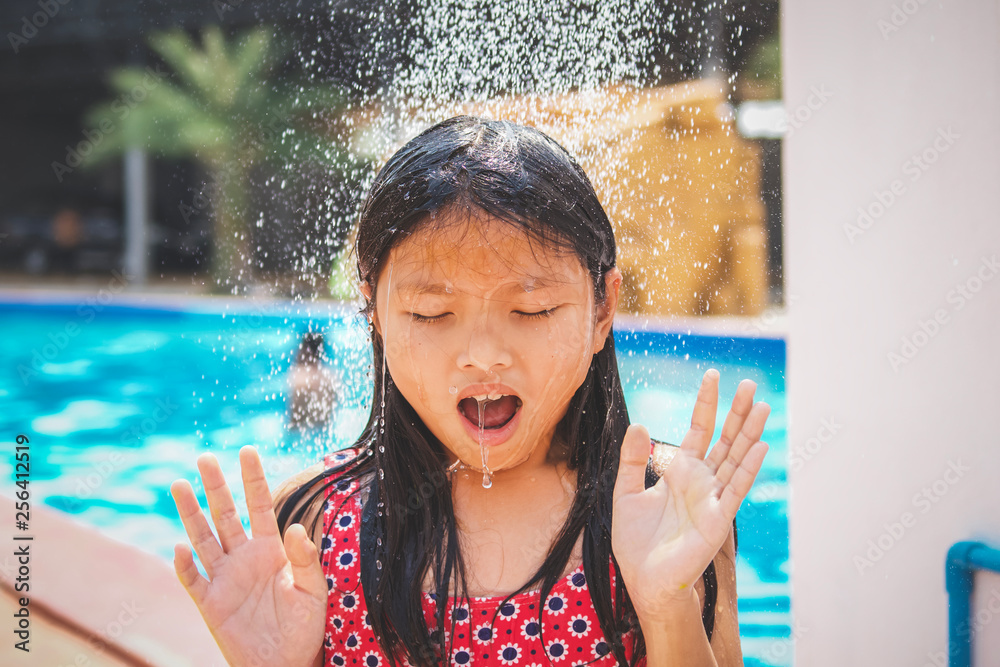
0;299;788;665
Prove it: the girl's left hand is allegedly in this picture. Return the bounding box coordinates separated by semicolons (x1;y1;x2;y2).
611;369;770;623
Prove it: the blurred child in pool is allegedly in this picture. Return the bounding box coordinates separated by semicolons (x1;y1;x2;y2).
287;331;340;430
169;116;770;667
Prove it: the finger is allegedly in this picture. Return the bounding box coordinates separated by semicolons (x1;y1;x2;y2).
719;441;769;520
714;401;771;488
706;379;756;473
173;542;210;605
284;523;327;600
197;452;249;554
240;445;281;539
614;423;652;503
170;479;226;579
679;368;720;459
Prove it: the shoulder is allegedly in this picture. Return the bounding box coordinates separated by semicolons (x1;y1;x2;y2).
271;460;327;507
271;447;368;547
271;447;366;500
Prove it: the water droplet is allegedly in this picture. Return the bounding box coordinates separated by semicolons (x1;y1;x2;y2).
478;398;492;489
449;385;458;395
377;263;393;443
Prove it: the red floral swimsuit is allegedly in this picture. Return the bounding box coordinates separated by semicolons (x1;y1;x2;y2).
319;449;644;667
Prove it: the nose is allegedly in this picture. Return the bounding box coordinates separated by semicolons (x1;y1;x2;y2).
456;316;513;374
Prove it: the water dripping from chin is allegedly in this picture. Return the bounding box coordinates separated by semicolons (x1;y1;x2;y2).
478;398;492;489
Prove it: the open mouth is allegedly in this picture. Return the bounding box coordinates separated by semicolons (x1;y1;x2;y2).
457;395;522;430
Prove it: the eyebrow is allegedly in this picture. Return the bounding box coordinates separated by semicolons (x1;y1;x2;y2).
394;282;451;297
395;276;563;296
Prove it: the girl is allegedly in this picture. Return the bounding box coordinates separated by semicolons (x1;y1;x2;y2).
169;116;771;667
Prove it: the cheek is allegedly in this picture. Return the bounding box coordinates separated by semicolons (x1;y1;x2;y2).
385;323;453;401
545;316;596;364
381;320;420;386
406;326;447;367
382;324;407;364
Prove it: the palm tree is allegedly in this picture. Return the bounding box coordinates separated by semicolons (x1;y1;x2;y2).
82;25;364;292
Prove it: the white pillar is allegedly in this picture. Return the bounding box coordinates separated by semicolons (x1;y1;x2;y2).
784;1;1000;664
123;147;149;286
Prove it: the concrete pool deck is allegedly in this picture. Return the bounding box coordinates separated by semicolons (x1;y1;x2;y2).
0;493;226;666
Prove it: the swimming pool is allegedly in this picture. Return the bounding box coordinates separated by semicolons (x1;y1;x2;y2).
0;298;788;666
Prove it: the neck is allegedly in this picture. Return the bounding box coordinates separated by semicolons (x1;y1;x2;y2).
429;432;581;597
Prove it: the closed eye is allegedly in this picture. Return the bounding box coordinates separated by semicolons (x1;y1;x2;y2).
516;308;557;320
408;312;449;323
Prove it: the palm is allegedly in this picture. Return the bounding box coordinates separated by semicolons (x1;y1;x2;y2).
612;370;770;622
189;538;324;662
171;447;327;666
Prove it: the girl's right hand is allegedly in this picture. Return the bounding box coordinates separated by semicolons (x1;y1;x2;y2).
170;446;327;667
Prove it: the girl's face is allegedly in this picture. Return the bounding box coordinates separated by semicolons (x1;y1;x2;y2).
364;211;621;475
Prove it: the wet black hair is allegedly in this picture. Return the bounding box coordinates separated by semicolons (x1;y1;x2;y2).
276;115;723;666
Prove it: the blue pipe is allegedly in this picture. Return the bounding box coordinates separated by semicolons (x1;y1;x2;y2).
946;541;1000;667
